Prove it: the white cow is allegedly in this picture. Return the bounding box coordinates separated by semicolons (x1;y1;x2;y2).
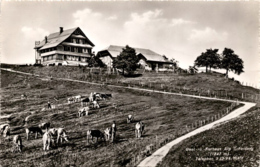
13;135;23;152
135;121;145;138
57;128;69;145
3;125;10;138
0;124;9;135
42;131;54;151
73;95;82;103
48;128;68;145
92;100;100;109
127;115;134;123
78;107;89;117
104;128;111;141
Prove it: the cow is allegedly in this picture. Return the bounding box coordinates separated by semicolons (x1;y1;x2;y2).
127;115;134;123
21;94;27;100
81;97;90;107
25;126;43;140
135;121;145;138
78;107;89;117
39;122;50;131
89;92;94;102
0;124;9;135
111;121;117;142
104;128;112;141
91;100;100;109
42;131;55;151
12;135;23;153
67;97;74;104
86;130;105;143
56;128;69;145
73;95;82;103
100;94;112;100
3;125;10;138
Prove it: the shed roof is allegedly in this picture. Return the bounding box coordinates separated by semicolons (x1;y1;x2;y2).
98;45;172;63
35;27;95;50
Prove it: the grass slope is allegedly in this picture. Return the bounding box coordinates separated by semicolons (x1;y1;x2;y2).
159;109;260;167
0;70;233;167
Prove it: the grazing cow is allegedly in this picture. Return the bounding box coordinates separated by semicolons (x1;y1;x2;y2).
78;107;89;117
39;122;50;131
25;126;43;140
12;135;23;153
135;121;145;138
104;128;112;141
21;94;27;100
81;97;90;107
89;92;94;102
100;94;112;100
111;121;117;142
73;95;82;103
127;115;134;123
42;131;54;151
56;128;69;145
67;97;74;104
92;100;100;109
0;124;9;135
3;125;10;138
86;130;105;143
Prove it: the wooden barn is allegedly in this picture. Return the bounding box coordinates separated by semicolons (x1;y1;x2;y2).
34;27;95;66
96;45;174;71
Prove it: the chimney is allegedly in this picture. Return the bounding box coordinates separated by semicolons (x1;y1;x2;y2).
45;36;47;43
60;27;63;34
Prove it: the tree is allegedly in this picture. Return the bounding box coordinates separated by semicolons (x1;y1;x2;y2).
113;45;139;75
194;48;220;73
221;48;244;77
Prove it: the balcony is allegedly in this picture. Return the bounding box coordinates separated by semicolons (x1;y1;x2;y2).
41;50;91;57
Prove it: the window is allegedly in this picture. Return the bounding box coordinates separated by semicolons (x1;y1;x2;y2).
78;48;82;53
76;39;80;44
71;47;75;52
64;46;70;51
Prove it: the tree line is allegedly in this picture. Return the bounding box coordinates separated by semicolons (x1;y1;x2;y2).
194;48;244;77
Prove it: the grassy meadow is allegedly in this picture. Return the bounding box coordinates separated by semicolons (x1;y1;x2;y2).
0;68;235;167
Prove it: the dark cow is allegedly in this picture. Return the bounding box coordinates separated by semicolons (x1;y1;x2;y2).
25;126;43;140
39;122;50;131
81;97;90;107
100;94;112;100
86;130;105;143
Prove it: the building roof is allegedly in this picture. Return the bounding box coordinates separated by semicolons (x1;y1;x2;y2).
98;45;172;63
34;27;95;50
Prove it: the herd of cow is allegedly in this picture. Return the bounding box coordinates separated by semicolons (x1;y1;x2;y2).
0;92;145;153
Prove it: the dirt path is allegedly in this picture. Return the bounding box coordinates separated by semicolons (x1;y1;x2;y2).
1;68;257;166
138;101;256;167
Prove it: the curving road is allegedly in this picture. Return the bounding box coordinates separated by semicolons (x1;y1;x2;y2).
0;68;257;167
137;101;256;167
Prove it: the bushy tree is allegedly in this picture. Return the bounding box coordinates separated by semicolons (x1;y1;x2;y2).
221;48;244;77
194;48;220;72
113;45;139;75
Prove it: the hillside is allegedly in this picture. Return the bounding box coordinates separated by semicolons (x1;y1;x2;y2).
4;66;259;104
159;109;260;167
0;68;243;167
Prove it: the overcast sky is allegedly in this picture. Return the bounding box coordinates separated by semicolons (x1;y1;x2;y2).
1;1;259;87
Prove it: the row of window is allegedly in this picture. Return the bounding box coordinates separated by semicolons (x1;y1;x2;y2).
42;54;89;62
40;46;91;54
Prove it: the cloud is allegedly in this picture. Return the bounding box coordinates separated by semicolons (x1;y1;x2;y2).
188;27;228;44
107;15;118;20
21;27;49;40
170;18;195;26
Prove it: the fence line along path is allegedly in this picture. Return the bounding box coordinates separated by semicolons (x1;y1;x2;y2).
137;101;256;167
1;68;257;166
